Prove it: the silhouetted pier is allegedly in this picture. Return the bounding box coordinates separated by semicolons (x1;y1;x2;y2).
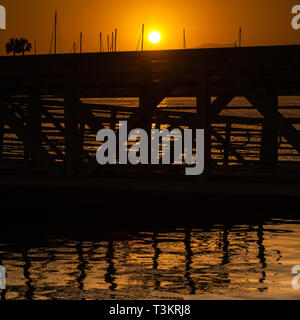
1;45;300;209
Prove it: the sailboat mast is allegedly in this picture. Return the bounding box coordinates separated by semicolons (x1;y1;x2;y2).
54;10;57;54
141;24;144;51
100;32;102;52
80;32;83;53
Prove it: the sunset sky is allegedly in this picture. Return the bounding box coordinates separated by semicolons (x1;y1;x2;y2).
0;0;299;55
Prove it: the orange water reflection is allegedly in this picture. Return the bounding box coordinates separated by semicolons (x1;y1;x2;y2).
0;220;300;300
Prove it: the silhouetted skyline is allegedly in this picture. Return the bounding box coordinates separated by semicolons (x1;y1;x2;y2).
0;0;299;55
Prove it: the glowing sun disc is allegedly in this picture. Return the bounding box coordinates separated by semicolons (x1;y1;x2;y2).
149;31;161;44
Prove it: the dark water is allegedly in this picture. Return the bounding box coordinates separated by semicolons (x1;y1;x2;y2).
0;219;300;300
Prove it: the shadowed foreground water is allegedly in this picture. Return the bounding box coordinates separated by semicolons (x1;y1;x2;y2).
0;219;300;300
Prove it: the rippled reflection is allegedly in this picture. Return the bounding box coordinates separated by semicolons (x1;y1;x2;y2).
0;220;300;300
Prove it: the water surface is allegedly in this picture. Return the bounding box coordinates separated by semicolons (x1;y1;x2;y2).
0;219;300;300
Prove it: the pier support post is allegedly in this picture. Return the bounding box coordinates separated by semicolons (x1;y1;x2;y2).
0;93;4;160
139;56;153;131
64;66;81;177
111;110;116;130
0;121;3;159
27;90;42;164
223;123;231;166
260;94;278;165
196;61;211;176
138;56;153;162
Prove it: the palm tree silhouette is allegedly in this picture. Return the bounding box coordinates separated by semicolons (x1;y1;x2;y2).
19;38;32;55
6;38;32;56
6;38;17;56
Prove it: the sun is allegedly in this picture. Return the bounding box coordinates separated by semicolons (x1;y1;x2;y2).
148;31;161;44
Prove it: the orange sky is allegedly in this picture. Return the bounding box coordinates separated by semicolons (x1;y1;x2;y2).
0;0;299;55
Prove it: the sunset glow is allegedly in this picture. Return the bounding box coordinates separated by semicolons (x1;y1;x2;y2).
148;31;161;44
0;1;300;55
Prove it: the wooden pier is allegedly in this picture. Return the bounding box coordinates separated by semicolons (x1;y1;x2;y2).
1;45;300;208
